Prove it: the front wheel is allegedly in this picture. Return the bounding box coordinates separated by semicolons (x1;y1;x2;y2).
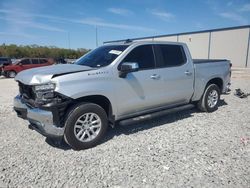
197;84;220;112
7;71;16;78
64;103;108;150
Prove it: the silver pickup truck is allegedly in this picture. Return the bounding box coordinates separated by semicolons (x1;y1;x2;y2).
14;41;231;150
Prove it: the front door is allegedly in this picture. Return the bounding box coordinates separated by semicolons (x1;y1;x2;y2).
19;59;32;70
115;44;164;118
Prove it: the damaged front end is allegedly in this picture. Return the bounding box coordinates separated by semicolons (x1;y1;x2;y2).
14;81;72;138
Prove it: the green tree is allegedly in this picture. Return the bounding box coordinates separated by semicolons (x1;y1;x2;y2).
0;44;89;59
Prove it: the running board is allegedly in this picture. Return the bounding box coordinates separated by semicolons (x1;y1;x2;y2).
119;104;194;126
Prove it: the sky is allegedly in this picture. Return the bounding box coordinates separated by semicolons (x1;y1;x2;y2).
0;0;250;49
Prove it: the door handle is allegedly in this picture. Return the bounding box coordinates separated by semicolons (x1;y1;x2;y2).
150;74;161;80
185;71;192;76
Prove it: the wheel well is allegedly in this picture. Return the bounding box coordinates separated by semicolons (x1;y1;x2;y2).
7;70;17;75
74;95;113;118
6;70;16;73
4;70;16;78
206;78;223;92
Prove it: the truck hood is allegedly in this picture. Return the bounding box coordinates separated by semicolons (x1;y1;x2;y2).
15;64;94;85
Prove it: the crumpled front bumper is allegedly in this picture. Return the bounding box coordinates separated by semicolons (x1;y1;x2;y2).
13;95;64;138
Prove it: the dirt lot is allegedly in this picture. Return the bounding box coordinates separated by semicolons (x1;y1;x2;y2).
0;72;249;188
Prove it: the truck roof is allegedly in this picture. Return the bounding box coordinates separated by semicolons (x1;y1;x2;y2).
105;40;186;46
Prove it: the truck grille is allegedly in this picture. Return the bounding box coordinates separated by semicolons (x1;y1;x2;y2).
18;82;36;100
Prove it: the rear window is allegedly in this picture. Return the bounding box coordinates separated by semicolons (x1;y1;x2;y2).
155;44;187;68
40;59;48;64
0;58;8;61
0;58;10;63
32;59;39;64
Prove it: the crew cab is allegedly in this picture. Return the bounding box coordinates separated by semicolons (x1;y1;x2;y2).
13;41;231;150
2;58;53;78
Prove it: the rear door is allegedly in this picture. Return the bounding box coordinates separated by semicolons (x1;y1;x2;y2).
31;58;41;68
153;44;194;105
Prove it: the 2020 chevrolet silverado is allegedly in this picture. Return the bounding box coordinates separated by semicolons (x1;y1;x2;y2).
14;41;231;150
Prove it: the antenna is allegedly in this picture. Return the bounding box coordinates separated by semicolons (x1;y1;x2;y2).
96;25;98;47
68;32;71;49
124;39;133;43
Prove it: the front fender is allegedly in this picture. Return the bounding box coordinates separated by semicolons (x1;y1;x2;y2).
52;70;118;117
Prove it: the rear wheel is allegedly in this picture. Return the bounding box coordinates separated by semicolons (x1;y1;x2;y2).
64;103;108;150
197;84;220;112
7;71;16;78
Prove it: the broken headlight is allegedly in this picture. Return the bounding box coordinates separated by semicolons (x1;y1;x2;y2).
33;83;56;103
34;83;55;92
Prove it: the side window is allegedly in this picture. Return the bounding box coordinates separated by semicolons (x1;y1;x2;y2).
0;58;7;62
122;45;155;69
39;59;48;64
32;59;39;64
20;59;31;65
155;45;187;68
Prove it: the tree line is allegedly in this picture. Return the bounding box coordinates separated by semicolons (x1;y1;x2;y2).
0;44;90;59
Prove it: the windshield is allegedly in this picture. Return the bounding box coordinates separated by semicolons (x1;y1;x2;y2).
13;60;21;65
75;45;128;68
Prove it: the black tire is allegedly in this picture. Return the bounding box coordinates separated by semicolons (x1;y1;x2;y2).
197;84;220;112
64;103;108;150
7;71;16;78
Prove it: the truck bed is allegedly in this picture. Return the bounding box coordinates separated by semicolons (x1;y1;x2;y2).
191;58;231;102
193;59;228;64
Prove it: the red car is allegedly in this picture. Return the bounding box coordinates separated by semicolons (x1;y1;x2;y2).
1;58;54;78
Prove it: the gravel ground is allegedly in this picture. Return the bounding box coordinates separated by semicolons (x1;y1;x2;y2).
0;73;249;188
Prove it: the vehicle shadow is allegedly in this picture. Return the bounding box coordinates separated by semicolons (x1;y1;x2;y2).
45;99;228;150
0;76;12;79
102;108;196;143
45;137;71;150
218;99;228;107
102;99;228;143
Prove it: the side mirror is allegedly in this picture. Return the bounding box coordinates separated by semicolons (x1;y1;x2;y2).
119;62;139;78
